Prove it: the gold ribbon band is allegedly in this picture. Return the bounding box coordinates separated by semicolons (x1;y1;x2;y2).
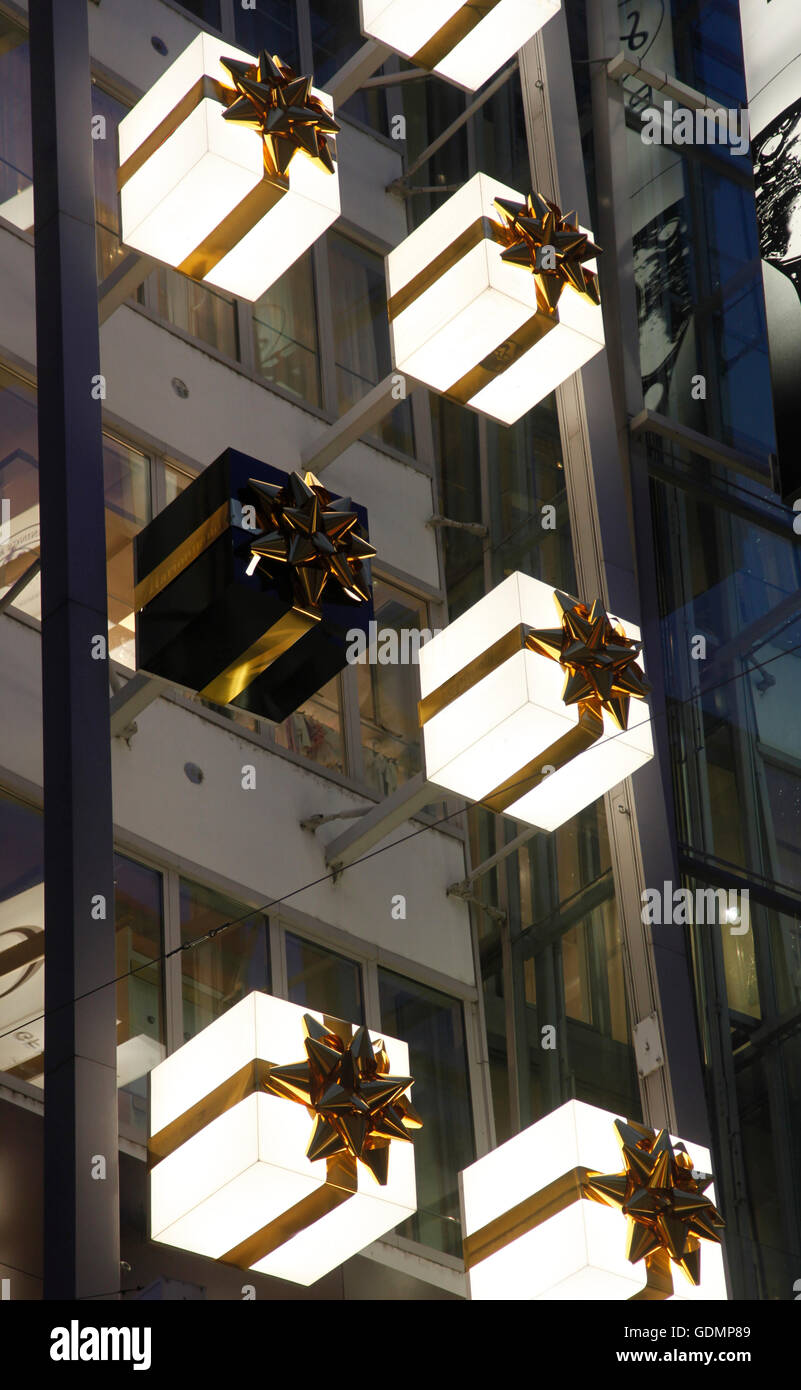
464;1166;674;1299
387;215;504;322
118;74;232;190
481;703;603;815
177;173;287;280
463;1167;593;1270
134;501;230;611
148;1057;274;1168
445;305;556;405
219;1154;358;1270
418;622;532;726
411;0;505;72
198;605;320;706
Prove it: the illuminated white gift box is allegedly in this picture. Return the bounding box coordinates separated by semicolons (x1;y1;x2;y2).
149;992;418;1286
418;573;653;831
460;1101;727;1301
118;33;340;301
360;0;561;92
386;173;604;425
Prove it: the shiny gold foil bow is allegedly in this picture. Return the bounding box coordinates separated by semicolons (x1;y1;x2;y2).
221;49;340;178
494;192;602;314
248;470;376;614
264;1013;422;1186
529;591;651;733
585;1119;726;1287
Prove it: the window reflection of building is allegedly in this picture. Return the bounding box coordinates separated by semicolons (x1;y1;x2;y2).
285;932;363;1022
328;232;414;456
356;579;427;797
0;371;151;667
0;14;32;231
0;792;167;1136
252;250;321;407
180;879;269;1044
273;675;346;774
378;969;475;1259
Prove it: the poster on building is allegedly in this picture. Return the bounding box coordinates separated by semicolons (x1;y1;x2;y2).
741;0;801;486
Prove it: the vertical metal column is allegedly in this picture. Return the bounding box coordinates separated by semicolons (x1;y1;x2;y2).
30;0;120;1299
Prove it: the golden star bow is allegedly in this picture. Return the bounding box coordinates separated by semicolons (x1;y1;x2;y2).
585;1119;725;1286
528;591;651;732
493;192;601;315
221;49;339;178
248;470;376;614
264;1014;422;1185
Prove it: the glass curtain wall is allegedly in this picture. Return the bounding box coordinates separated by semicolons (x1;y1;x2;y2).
595;0;801;1298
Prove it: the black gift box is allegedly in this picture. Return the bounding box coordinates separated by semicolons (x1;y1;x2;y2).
134;448;373;723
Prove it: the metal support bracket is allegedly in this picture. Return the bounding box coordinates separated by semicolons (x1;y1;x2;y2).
300;807;373;831
633;1012;665;1081
98;248;156;325
427;515;488;537
109;670;172;740
301;372;415;474
606;52;722;113
446;880;507;925
447;825;540;898
387;61;518;194
324;771;434;875
0;555;41;615
327;39;393;108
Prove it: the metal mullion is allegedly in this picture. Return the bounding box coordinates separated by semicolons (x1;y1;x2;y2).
269;919;288;998
296;0;314;73
363;958;382;1032
218;0;236;41
340;662;364;784
311;237;338;414
163;868;184;1056
235;297;254;374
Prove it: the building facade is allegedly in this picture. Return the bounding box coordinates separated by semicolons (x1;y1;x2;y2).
0;0;797;1300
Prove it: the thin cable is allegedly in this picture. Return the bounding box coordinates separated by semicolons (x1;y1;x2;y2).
2;627;799;1051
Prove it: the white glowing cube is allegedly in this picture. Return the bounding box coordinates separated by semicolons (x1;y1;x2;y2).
149;992;417;1286
460;1101;728;1301
461;1101;648;1299
386;173;604;426
118;33;340;301
360;0;561;92
418;572;653;832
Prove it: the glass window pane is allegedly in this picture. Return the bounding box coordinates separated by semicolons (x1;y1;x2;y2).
273;675;345;774
114;853;165;1135
356;579;427;794
180;879;269;1043
163;463;193;509
0;791;44;1086
176;0;221;26
0;15;32;232
234;0;300;69
0;370;40;621
143;266;239;360
328;232;414;455
0;372;151;666
92;84;129;282
285;932;363;1023
378;969;474;1257
252;250;320;406
310;0;388;132
104;436;151;668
